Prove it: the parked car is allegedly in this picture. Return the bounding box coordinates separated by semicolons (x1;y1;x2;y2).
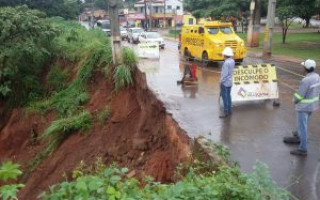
120;27;128;40
94;20;111;36
138;32;165;49
127;27;144;44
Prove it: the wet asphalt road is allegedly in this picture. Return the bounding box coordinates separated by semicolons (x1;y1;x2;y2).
126;40;320;200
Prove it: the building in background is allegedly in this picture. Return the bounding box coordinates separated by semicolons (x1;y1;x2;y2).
134;0;183;28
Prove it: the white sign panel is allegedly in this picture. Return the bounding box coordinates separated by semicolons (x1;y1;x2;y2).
137;42;159;59
231;64;279;102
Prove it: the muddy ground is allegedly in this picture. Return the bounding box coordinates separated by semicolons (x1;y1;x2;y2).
0;70;191;200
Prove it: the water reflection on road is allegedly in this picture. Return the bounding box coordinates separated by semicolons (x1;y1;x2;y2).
134;40;320;200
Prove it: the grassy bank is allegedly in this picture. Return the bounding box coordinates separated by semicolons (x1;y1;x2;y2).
238;32;320;60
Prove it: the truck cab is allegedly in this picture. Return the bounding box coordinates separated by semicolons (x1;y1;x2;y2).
180;21;246;63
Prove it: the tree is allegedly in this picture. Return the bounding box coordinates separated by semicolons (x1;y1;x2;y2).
0;0;81;19
293;0;317;27
0;6;56;103
184;0;250;19
276;0;296;44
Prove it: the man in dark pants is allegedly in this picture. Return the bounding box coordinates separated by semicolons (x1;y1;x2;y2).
220;47;235;118
283;59;320;156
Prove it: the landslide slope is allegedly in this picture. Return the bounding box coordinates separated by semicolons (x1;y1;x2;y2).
0;17;190;199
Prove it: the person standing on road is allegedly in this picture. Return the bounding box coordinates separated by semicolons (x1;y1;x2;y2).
283;59;320;156
219;47;235;118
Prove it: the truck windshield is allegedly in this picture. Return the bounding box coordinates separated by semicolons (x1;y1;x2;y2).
207;27;233;35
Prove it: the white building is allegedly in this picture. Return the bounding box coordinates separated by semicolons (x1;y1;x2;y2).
134;0;183;28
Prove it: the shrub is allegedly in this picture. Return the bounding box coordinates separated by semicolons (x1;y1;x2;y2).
40;161;293;200
0;6;57;105
0;162;24;200
47;64;67;92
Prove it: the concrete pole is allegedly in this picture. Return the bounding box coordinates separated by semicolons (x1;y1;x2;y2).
263;0;276;57
144;0;148;30
109;0;122;65
163;0;166;28
149;0;153;29
252;0;261;47
246;0;255;47
91;0;94;28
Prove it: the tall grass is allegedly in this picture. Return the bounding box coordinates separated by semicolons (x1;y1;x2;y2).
122;47;138;71
114;65;133;91
113;48;137;91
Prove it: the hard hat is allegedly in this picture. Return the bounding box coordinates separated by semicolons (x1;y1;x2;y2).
301;59;316;69
222;47;234;57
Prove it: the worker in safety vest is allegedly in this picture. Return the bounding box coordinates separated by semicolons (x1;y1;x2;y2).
283;59;320;156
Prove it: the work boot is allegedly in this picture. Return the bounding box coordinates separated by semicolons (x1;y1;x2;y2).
290;149;307;156
283;136;300;144
292;131;298;137
219;113;229;119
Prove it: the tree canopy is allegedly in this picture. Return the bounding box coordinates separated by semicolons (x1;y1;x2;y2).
0;0;81;19
184;0;251;19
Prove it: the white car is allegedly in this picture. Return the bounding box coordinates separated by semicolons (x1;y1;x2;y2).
127;28;144;44
120;27;128;40
138;32;165;49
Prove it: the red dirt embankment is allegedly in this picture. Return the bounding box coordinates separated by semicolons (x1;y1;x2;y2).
0;70;191;200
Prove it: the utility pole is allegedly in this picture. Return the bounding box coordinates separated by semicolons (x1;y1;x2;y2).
247;0;256;47
163;0;166;28
108;0;122;65
91;0;94;28
149;0;153;29
144;0;148;31
263;0;277;57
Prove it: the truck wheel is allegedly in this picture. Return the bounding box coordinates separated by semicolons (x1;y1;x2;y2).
202;51;209;66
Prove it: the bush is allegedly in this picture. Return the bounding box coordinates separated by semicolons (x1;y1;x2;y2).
28;18;113;117
0;6;57;105
0;162;24;200
46;64;67;92
40;161;293;200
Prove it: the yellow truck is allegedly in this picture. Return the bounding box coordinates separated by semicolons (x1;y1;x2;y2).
180;21;246;63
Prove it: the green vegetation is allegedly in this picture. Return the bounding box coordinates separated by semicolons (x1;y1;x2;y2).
0;162;24;200
0;0;81;19
28;17;112;117
238;32;320;60
122;48;138;70
114;65;134;92
39;159;293;200
113;48;137;92
28;111;92;174
0;6;56;105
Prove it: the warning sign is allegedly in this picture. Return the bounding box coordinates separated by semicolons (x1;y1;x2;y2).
137;42;159;59
231;64;279;102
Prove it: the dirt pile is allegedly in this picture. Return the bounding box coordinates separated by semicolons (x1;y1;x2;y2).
0;70;191;200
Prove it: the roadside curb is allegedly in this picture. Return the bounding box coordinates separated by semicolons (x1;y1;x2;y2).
247;51;320;64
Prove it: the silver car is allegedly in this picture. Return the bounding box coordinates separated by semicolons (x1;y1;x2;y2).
127;27;144;44
94;20;111;36
138;32;165;49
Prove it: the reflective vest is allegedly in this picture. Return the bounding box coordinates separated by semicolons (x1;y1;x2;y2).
294;72;320;112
